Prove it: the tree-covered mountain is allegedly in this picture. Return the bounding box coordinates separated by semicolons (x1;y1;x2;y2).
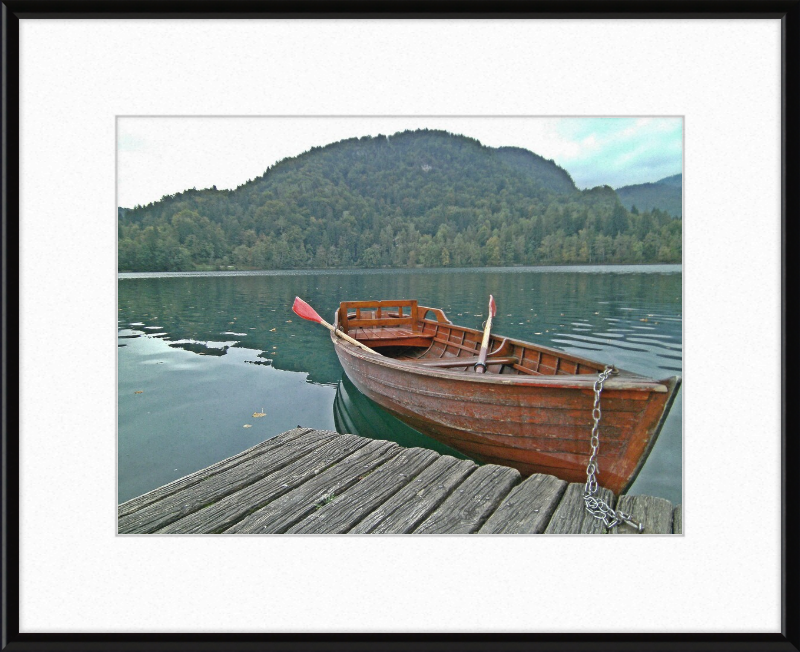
616;174;682;218
656;173;682;188
118;129;681;271
494;146;578;194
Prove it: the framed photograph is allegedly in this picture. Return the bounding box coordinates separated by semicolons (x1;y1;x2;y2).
3;2;795;649
115;114;684;539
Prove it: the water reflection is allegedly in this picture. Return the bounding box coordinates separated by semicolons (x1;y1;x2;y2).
119;265;682;502
334;374;468;459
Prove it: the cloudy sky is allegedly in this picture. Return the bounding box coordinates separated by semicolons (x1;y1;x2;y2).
117;116;682;208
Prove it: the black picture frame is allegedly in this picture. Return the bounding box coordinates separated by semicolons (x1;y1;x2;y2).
2;1;795;650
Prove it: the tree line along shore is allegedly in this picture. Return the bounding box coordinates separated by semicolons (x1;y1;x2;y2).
118;129;682;272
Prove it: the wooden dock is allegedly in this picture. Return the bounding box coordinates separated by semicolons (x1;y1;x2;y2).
118;428;682;534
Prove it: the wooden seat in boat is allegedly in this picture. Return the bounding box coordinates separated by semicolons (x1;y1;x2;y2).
349;325;435;348
340;300;436;348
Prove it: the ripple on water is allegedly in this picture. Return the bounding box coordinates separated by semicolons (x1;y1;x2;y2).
118;266;683;504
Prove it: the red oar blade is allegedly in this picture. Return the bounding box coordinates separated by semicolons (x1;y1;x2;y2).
292;296;323;324
489;295;496;317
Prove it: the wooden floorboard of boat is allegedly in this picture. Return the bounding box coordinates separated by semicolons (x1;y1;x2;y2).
119;428;681;535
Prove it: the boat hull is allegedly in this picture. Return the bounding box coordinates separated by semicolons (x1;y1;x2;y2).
332;334;680;495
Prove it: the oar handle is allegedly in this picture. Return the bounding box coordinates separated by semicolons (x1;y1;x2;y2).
475;296;496;374
317;318;378;355
479;314;493;351
475;313;493;373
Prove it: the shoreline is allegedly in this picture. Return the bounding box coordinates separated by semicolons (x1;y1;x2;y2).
119;262;682;280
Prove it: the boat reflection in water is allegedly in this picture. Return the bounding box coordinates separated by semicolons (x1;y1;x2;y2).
333;374;469;460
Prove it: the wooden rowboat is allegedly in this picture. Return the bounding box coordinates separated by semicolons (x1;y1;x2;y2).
329;299;680;495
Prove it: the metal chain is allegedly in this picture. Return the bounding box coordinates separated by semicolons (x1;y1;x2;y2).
583;366;645;533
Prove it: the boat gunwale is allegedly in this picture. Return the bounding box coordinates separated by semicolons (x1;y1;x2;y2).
330;329;674;392
346;305;618;372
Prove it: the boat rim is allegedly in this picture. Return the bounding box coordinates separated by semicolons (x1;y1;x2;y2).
330;331;675;392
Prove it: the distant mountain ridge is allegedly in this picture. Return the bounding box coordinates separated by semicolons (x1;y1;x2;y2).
656;174;682;188
118;129;681;271
616;174;682;218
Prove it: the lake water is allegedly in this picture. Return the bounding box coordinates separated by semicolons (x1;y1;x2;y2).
118;265;682;505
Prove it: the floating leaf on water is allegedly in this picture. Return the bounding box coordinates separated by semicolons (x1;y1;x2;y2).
134;390;143;394
243;424;252;428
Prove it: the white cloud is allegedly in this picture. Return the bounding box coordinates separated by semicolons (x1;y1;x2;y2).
117;116;682;207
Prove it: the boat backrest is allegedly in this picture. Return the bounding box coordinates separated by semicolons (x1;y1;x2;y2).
339;300;419;332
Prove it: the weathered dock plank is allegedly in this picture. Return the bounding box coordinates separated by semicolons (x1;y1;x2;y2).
118;428;679;535
673;504;682;534
349;456;476;534
224;439;400;534
414;464;520;534
119;429;338;534
544;483;617;534
479;473;567;534
157;432;372;534
287;447;440;534
118;427;312;518
613;494;674;534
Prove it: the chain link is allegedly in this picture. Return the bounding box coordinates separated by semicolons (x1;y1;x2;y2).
583;366;645;533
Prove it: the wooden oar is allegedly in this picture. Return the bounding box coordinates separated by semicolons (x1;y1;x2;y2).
474;295;497;374
292;297;378;355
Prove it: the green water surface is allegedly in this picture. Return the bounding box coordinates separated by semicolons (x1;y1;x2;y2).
118;265;682;504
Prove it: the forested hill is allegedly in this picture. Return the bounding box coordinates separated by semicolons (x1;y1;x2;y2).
118;129;681;271
616;174;682;218
656;173;682;188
